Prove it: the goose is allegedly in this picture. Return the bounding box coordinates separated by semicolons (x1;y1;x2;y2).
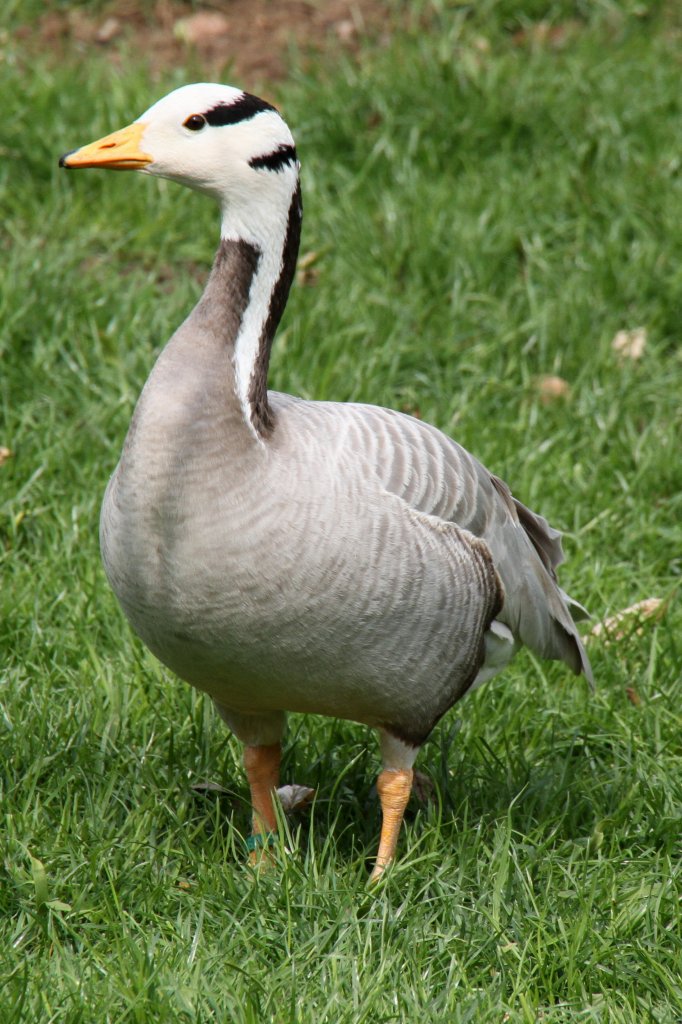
60;83;592;881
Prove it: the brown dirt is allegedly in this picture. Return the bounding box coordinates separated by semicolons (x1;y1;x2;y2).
22;0;395;88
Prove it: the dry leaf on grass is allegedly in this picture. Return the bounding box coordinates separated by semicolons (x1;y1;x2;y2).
334;19;357;43
512;20;582;49
191;780;231;796
296;250;320;287
535;375;571;403
276;784;315;813
298;251;319;270
191;780;314;814
612;327;647;362
174;12;230;46
95;17;121;44
589;597;664;643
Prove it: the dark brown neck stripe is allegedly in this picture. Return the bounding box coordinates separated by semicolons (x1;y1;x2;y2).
248;183;303;437
196;238;261;349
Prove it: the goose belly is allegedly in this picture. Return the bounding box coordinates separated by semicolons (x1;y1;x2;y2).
100;463;495;734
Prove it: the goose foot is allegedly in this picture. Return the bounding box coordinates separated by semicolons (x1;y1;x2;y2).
243;743;281;867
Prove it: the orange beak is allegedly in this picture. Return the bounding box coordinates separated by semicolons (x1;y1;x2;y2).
59;122;152;171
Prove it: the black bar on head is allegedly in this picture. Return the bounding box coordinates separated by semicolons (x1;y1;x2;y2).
249;145;298;173
204;93;278;127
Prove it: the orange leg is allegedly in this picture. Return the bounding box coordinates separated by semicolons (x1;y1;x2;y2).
369;768;414;883
243;743;281;865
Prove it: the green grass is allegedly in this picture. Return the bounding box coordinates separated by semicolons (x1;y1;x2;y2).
2;2;682;1021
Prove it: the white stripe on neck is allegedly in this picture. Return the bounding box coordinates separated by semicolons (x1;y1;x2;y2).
220;179;295;443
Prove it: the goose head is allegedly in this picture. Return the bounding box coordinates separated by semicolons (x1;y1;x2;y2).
60;83;300;243
61;83;303;439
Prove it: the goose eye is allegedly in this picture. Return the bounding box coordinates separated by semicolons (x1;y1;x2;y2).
184;114;207;132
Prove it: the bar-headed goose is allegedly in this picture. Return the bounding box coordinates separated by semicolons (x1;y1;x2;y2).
60;84;592;881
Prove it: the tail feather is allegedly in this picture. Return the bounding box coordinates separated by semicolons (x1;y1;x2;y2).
489;474;593;688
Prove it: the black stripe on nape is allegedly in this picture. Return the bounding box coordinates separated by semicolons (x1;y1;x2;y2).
249;145;298;173
204;92;277;127
248;182;303;437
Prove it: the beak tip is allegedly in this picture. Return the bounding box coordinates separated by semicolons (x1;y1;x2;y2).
59;150;76;168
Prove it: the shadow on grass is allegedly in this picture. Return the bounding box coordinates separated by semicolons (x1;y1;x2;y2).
180;712;674;876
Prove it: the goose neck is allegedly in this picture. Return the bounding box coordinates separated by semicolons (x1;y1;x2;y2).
215;182;302;440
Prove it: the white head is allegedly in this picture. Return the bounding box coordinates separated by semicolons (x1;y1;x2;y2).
60;83;300;244
61;84;303;439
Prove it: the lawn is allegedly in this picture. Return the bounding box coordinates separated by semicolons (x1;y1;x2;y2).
1;1;681;1021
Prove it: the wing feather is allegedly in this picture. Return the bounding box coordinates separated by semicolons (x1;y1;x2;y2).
270;394;592;686
350;404;593;685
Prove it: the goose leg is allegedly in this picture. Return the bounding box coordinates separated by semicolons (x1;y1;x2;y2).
370;729;419;882
370;767;414;882
243;743;281;864
212;704;286;864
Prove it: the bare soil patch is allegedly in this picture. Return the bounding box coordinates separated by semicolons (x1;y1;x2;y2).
24;0;395;87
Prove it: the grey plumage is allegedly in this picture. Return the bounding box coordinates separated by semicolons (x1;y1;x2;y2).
100;237;591;750
62;82;592;876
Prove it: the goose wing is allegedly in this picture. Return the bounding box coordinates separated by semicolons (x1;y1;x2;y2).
359;403;592;683
274;395;592;684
